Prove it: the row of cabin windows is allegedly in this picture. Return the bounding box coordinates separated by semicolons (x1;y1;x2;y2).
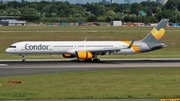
53;45;113;47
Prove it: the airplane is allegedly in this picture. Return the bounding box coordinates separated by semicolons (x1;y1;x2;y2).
6;19;169;62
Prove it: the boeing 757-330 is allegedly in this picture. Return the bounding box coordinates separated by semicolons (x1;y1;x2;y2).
6;19;169;62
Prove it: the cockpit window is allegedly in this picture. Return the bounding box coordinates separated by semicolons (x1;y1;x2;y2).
9;46;16;48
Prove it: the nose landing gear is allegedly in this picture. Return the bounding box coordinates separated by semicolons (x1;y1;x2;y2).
20;54;26;62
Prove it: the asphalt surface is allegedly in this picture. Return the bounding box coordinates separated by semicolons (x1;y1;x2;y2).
0;58;180;77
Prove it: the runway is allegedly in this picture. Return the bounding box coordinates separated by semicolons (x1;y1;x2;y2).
0;58;180;77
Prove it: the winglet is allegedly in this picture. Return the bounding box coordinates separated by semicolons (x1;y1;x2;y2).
127;40;134;49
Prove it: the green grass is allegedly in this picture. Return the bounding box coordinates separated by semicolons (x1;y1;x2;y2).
0;26;156;31
0;26;180;59
0;68;180;100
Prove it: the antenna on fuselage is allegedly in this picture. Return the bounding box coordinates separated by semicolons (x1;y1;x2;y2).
84;36;88;41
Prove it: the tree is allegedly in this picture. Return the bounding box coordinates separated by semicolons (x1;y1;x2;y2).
87;15;97;22
1;11;8;16
130;3;142;16
171;9;180;23
0;0;175;23
20;7;40;21
165;0;180;10
155;9;173;21
106;10;116;20
114;4;130;14
91;4;105;16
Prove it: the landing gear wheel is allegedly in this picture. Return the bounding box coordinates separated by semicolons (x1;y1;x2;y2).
85;59;92;62
20;54;26;62
22;59;26;62
93;59;100;62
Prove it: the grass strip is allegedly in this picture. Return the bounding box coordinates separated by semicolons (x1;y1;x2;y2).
0;68;180;100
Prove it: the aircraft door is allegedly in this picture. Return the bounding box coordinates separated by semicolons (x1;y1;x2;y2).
21;45;25;51
21;45;30;53
21;45;28;53
49;44;53;50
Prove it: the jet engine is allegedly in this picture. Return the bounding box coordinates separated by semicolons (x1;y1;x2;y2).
76;51;93;59
62;54;76;58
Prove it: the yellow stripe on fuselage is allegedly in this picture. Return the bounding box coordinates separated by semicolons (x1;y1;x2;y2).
122;41;141;53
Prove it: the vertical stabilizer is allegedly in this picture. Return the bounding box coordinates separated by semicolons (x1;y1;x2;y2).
142;19;169;43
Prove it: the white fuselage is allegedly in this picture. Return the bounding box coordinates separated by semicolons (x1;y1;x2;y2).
5;41;150;55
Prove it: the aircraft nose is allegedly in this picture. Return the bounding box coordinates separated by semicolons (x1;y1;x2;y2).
5;48;11;53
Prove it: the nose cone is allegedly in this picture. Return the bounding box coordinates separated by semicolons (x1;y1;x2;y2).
5;48;11;53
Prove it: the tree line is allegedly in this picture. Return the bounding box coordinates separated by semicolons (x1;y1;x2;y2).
0;0;179;23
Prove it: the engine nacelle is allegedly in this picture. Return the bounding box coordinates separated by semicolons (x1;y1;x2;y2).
62;54;76;58
76;51;93;59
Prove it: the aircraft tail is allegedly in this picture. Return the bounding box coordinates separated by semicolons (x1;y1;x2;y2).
142;19;169;43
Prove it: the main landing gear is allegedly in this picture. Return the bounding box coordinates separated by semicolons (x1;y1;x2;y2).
84;54;100;62
20;54;26;62
92;54;100;62
84;58;100;62
93;58;100;62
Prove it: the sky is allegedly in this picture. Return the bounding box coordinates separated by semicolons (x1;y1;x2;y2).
59;0;147;4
